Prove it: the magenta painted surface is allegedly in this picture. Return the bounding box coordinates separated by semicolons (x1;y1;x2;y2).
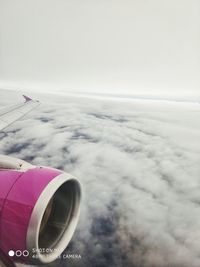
22;95;32;102
0;171;22;213
0;167;62;262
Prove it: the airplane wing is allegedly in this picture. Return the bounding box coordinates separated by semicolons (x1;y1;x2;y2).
0;95;40;131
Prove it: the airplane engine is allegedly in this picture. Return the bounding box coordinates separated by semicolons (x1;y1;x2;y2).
0;155;81;265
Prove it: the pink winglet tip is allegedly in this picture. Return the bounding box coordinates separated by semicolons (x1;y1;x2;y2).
22;95;32;102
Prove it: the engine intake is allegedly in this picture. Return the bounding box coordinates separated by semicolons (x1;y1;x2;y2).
0;155;81;265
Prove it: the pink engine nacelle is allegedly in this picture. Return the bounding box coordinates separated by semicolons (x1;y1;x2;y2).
0;155;81;266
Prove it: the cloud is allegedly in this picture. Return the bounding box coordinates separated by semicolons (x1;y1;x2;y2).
0;91;200;267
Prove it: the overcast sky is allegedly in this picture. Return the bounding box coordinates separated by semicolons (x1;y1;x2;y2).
0;0;199;97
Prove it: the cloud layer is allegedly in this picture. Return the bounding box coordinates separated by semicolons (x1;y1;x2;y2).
0;91;200;267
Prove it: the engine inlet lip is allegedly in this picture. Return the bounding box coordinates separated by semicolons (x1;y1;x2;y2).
26;173;81;264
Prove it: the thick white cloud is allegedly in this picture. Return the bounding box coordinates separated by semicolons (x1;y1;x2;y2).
0;90;200;267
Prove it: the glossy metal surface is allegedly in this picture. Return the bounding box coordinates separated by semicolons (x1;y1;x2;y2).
27;173;81;264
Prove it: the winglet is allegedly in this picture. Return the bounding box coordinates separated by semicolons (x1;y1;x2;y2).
23;95;32;102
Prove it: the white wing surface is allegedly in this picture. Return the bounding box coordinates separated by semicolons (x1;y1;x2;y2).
0;95;40;131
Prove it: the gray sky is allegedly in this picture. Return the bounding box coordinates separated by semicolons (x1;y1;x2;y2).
0;0;199;97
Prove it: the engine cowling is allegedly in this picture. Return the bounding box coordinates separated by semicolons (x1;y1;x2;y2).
0;155;81;265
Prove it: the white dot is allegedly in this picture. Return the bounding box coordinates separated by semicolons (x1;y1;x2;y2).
8;250;15;257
